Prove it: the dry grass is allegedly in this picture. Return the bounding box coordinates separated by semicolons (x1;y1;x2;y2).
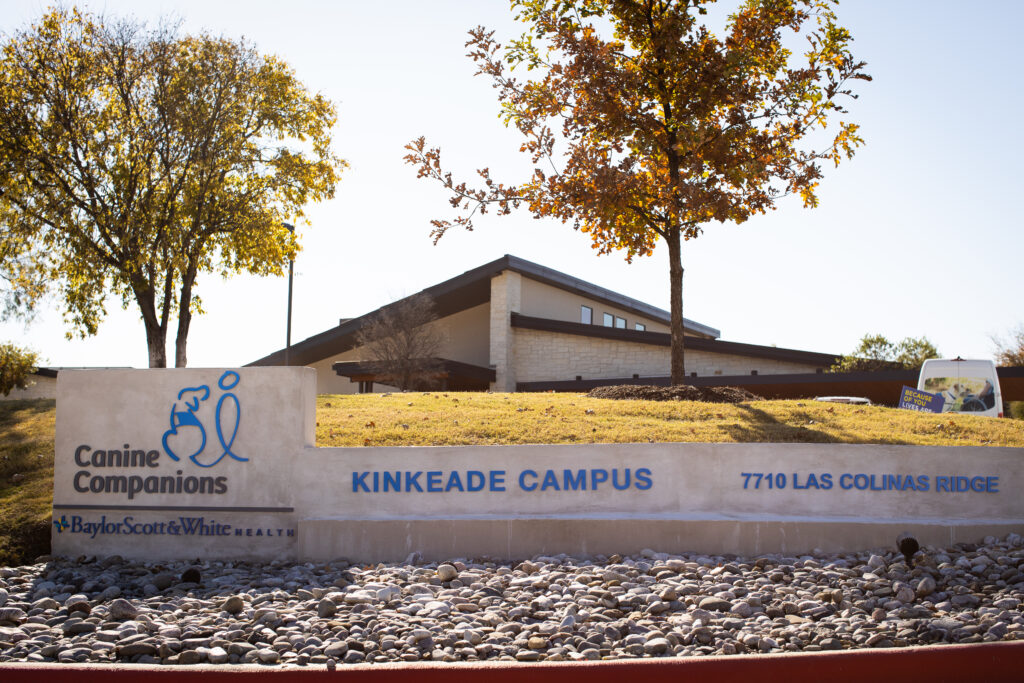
316;392;1024;448
0;400;55;566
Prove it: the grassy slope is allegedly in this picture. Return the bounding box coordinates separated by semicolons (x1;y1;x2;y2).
1;394;1022;566
0;400;55;566
316;393;1024;448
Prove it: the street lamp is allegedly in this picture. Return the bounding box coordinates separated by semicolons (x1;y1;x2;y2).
283;222;294;366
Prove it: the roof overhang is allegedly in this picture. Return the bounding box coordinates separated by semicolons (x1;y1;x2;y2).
249;254;720;367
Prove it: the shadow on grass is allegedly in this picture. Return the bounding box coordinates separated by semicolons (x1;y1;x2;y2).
722;403;912;445
0;399;55;477
0;399;56;424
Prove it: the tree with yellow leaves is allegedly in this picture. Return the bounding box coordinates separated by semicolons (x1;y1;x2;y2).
407;0;869;383
0;8;344;366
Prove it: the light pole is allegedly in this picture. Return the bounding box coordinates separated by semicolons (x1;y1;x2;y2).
283;222;294;366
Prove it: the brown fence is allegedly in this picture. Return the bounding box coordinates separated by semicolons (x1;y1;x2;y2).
518;367;1024;405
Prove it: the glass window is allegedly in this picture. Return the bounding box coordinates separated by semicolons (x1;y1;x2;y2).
603;313;614;327
615;316;626;329
581;305;593;324
635;323;646;331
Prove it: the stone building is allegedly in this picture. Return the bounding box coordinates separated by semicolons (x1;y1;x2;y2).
248;255;837;394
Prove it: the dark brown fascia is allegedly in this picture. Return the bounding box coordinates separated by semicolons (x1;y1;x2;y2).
248;254;719;367
333;358;496;382
516;368;919;392
510;313;840;367
518;367;1024;402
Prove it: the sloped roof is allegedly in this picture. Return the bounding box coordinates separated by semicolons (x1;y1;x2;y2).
248;254;719;367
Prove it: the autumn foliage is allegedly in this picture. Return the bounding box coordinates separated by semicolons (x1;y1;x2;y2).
0;9;343;367
407;0;869;383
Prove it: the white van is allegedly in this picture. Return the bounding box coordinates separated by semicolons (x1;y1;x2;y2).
917;358;1003;417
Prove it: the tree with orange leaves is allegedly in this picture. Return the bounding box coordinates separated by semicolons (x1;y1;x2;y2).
407;0;869;384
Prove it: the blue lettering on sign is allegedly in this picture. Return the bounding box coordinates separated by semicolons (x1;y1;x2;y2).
563;469;586;491
162;371;246;468
519;469;538;491
466;470;485;492
446;471;464;492
345;468;656;493
743;472;995;494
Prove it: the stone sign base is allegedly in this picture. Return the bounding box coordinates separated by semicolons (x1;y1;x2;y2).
297;517;1022;563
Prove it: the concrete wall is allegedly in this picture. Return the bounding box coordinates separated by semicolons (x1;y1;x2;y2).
299;442;1024;561
1;374;56;401
53;368;316;561
513;328;822;382
52;369;1024;563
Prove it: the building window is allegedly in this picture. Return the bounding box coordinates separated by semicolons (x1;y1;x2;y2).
635;323;646;331
581;305;593;324
603;312;614;327
358;380;374;394
614;316;626;329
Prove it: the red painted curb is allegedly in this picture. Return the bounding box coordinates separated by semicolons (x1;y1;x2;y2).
1;641;1022;683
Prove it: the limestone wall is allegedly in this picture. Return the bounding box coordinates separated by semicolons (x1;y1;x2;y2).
1;374;56;401
513;328;823;383
520;277;671;333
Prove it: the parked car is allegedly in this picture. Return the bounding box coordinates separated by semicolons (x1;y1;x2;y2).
917;358;1003;418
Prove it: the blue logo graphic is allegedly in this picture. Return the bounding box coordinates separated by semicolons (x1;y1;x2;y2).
162;371;246;468
53;515;69;533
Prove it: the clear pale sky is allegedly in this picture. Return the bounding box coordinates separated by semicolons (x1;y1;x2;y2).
1;1;1022;369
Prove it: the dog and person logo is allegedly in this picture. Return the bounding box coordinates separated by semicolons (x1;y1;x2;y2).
162;370;246;468
54;370;248;537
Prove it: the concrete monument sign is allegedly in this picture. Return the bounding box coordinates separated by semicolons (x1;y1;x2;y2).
54;368;314;560
53;368;1024;562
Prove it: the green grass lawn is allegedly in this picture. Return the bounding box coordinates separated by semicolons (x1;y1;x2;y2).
2;393;1022;566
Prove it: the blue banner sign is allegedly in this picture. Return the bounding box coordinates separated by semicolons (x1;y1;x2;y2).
899;385;945;413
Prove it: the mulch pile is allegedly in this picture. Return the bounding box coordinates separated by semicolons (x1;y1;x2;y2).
586;384;762;403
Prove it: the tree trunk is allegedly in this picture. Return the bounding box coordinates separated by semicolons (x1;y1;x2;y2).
666;227;685;385
135;287;168;368
174;270;196;368
174;304;191;368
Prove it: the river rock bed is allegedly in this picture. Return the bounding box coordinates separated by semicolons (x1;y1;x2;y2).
1;535;1023;666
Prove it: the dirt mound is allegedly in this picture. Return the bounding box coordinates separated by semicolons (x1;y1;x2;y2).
587;384;762;403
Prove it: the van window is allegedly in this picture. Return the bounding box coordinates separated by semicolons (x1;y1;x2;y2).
922;376;997;412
